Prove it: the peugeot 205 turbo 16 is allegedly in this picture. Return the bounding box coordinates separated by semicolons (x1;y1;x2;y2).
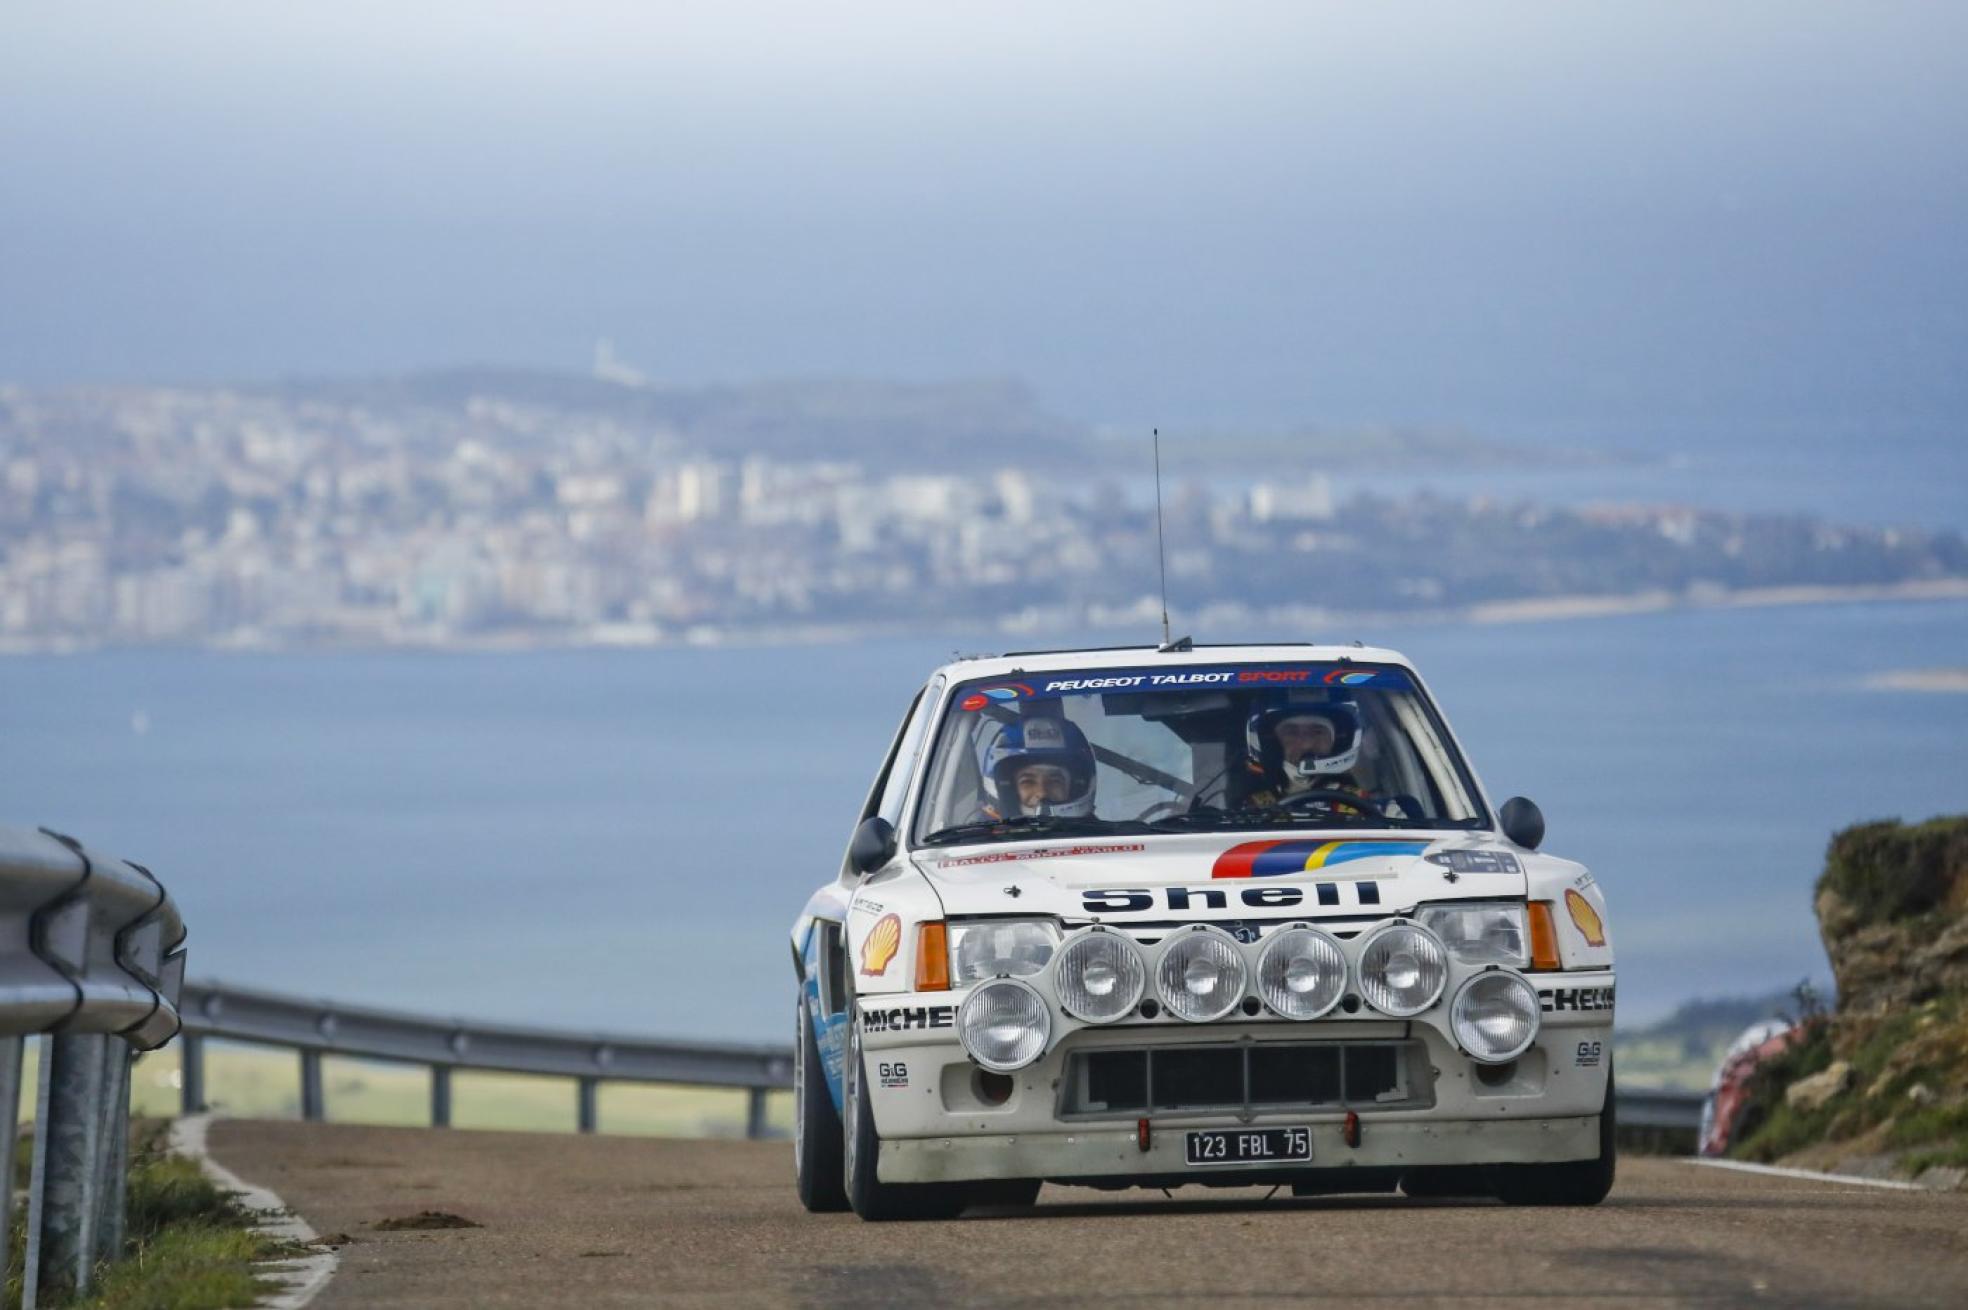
790;643;1616;1220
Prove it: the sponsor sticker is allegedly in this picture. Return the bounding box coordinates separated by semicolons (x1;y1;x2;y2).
1081;881;1382;914
1424;849;1523;875
860;1004;956;1033
1213;838;1429;879
878;1060;910;1089
961;683;1037;711
1538;985;1615;1014
859;913;902;976
1565;889;1607;947
1575;1040;1604;1068
957;664;1413;709
938;842;1147;868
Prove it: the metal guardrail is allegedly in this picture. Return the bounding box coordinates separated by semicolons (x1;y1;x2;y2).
176;981;1703;1139
177;980;794;1138
1;824;188;1307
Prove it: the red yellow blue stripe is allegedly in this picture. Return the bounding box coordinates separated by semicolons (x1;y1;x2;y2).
1212;839;1430;879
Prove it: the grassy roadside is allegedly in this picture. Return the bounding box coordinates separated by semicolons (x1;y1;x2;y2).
6;1121;299;1310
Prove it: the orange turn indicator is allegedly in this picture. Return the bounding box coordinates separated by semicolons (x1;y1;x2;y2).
915;922;950;991
1528;901;1562;971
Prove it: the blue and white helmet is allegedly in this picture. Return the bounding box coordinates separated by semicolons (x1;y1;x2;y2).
978;716;1097;817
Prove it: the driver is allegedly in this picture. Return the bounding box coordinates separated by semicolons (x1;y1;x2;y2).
1243;699;1370;811
971;715;1098;821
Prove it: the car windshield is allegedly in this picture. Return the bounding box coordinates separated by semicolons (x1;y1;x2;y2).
912;660;1487;846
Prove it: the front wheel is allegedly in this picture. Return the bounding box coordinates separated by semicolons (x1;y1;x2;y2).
844;1018;966;1222
1490;1064;1618;1206
793;995;848;1212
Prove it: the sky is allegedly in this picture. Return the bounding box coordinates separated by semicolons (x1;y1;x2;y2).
3;2;1965;444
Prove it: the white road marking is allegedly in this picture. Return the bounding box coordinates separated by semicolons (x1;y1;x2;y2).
1684;1157;1924;1191
171;1115;341;1309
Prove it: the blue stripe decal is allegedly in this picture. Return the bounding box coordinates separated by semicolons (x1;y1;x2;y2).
802;929;847;1111
1251;841;1322;876
1319;840;1429;867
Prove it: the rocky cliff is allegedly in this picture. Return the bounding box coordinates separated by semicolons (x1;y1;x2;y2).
1730;816;1968;1188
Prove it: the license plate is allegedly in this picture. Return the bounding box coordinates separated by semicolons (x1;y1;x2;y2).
1184;1126;1312;1166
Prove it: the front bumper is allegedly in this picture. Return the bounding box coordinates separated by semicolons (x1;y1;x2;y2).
885;1115;1600;1184
860;971;1614;1185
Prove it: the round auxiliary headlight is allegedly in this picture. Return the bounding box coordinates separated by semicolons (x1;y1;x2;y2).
1054;929;1147;1024
956;978;1051;1073
1357;923;1448;1018
1451;970;1541;1064
1155;925;1249;1023
1256;926;1347;1020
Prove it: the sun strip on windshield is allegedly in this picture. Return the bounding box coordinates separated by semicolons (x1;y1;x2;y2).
954;663;1412;711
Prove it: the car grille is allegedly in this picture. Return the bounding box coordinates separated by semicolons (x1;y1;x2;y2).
1059;1040;1432;1118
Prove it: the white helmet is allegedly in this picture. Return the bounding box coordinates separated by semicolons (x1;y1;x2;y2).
1247;702;1363;787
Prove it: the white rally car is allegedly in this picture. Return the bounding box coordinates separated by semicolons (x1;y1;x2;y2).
791;643;1616;1220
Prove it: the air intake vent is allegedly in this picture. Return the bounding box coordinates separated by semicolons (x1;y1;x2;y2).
1060;1040;1430;1118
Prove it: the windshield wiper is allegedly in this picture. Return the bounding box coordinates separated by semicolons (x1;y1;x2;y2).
918;814;1117;847
1147;805;1397;833
1142;807;1246;832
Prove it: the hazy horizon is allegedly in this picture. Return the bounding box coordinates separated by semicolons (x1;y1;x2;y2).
4;2;1964;448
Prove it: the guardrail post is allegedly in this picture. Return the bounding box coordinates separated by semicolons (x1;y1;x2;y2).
179;1032;205;1114
431;1066;452;1128
577;1076;598;1134
299;1049;325;1122
95;1042;132;1265
746;1087;768;1141
25;1033;110;1307
0;1036;22;1292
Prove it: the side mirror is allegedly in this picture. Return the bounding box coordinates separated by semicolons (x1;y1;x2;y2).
1499;797;1545;851
849;816;897;875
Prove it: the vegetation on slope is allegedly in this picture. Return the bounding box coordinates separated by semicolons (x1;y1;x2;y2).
1728;816;1968;1183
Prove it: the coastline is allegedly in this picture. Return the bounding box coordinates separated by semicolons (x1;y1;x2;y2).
2;576;1965;657
1864;667;1968;694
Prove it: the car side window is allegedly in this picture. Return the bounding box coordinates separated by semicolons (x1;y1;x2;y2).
874;677;943;827
855;686;927;830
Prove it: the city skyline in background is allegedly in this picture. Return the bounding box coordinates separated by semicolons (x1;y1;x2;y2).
4;369;1963;652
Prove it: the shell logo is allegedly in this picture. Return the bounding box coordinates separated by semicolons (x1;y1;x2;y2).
1565;889;1606;947
859;913;902;976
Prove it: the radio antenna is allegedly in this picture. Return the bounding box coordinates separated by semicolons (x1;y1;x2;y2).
1152;429;1189;651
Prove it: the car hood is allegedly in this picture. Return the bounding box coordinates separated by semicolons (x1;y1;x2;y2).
913;830;1528;925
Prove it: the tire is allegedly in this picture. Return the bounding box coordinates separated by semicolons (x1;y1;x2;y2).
843;1017;966;1222
794;995;848;1212
1490;1064;1618;1207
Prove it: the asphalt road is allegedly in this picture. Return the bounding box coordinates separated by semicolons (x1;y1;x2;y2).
209;1120;1968;1309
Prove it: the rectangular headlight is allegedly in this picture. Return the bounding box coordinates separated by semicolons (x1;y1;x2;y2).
946;918;1061;987
1417;902;1529;967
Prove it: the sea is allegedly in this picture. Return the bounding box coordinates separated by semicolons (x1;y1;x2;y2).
3;597;1964;1042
